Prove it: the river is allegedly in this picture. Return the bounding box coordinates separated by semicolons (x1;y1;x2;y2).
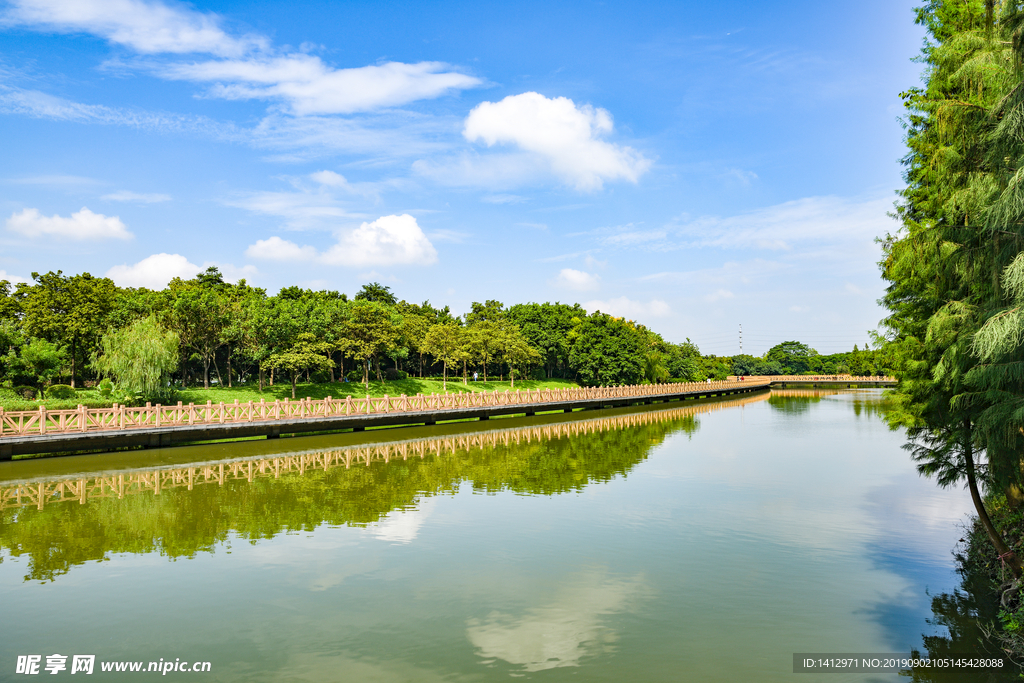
0;389;1001;681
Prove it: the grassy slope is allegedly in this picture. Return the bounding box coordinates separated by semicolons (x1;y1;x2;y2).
0;377;580;411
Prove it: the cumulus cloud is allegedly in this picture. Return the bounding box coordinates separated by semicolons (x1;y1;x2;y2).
584;296;670;320
163;56;481;115
102;190;171;203
463;92;651;191
4;0;264;57
246;214;438;268
323;214;437;267
106;253;255;289
6;207;132;240
105;253;198;288
245;236;317;261
553;268;600;291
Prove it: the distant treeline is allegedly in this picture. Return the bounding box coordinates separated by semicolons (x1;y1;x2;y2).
0;268;887;400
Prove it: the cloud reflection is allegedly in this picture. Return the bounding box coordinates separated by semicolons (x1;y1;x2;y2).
466;570;646;672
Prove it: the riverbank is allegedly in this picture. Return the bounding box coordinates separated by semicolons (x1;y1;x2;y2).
0;377;580;412
962;497;1024;661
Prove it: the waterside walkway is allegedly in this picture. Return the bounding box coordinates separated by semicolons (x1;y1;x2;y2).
0;376;892;459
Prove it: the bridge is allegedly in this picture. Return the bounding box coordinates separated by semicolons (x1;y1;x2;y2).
0;389;774;511
739;375;896;388
0;376;890;460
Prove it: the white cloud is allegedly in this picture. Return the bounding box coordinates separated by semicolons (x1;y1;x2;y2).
412;152;547;189
4;0;265;57
0;84;239;137
102;190;171;203
463;92;651;191
584;296;671;320
704;289;734;302
672;194;894;251
9;174;99;186
105;253;255;288
553;268;600;291
481;194;526;204
224;189;357;231
245;236;317;261
246;215;439;268
6;207;132;240
322;214;437;267
163;56;481;115
106;253;198;288
0;270;30;285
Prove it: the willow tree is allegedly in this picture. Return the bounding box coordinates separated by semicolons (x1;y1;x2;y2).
94;316;179;400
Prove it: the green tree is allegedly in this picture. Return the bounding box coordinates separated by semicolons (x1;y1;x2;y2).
765;341;818;374
93;316;179;400
265;332;334;399
19;271;117;387
496;323;541;387
337;300;403;389
568;312;645;386
508;302;584;378
880;0;1024;576
355;282;397;305
5;337;65;390
666;339;701;380
421;321;462;391
465;320;500;382
168;270;230;389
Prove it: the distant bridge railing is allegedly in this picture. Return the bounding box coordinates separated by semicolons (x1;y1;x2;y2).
0;379;771;439
730;375;895;383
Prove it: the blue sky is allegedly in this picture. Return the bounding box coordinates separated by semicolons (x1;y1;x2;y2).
0;0;923;355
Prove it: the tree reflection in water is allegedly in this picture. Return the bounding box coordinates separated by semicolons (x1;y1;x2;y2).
0;399;734;583
905;552;1022;682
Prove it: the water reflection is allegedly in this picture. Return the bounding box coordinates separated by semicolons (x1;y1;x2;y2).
0;394;766;583
905;554;1021;682
466;569;647;672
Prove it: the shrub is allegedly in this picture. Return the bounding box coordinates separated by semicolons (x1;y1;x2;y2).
345;370;363;382
98;379;113;397
45;384;76;400
13;385;38;400
531;368;547;380
385;368;408;381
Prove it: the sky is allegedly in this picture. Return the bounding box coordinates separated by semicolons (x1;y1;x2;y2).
0;0;925;355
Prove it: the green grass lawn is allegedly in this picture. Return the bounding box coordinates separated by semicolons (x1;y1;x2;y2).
0;377;581;411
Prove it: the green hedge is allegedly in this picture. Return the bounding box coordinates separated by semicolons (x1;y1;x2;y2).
45;384;76;400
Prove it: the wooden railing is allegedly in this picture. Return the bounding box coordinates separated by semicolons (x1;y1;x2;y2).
0;390;771;511
731;375;896;383
0;379;769;439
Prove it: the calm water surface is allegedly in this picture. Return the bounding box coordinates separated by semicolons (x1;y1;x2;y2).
0;390;990;681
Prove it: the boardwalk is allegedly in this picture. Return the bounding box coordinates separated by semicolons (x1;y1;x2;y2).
0;376;891;459
0;390;770;511
0;379;773;459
